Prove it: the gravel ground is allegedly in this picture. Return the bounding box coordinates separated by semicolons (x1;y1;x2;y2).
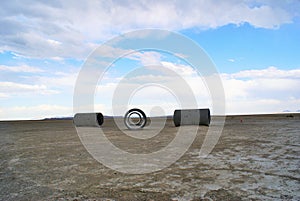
0;114;299;200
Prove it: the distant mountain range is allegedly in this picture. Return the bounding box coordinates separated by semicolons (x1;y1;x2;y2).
43;115;174;120
282;110;300;113
43;111;300;121
43;117;73;120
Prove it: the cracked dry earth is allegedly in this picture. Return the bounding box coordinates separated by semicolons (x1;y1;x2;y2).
0;114;299;200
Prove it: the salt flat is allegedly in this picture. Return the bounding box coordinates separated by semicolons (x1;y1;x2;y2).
0;114;299;200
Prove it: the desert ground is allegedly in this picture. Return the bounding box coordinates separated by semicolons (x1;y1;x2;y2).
0;114;299;200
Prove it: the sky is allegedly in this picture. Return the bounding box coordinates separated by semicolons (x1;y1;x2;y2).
0;0;300;120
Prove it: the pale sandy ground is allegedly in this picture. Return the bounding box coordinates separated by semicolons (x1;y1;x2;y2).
0;114;299;201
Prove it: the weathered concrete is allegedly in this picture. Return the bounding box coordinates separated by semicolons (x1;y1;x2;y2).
73;113;104;127
173;109;210;127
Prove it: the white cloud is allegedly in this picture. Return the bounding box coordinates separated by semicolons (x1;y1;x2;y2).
222;66;300;114
0;93;9;98
0;104;72;120
0;81;59;96
0;0;298;59
46;39;62;46
0;64;44;73
225;98;300;115
95;45;132;58
2;63;299;119
35;71;79;88
0;68;79;108
161;61;197;77
93;61;211;116
94;65;300;115
227;66;300;79
128;51;162;66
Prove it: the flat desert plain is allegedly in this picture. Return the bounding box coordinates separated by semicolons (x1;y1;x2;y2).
0;114;299;201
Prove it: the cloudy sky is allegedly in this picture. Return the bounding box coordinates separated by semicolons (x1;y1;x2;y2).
0;0;300;120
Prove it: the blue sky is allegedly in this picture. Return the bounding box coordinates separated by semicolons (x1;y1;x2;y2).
0;0;300;120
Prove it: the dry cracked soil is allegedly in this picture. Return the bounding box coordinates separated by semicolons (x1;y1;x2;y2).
0;114;299;200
